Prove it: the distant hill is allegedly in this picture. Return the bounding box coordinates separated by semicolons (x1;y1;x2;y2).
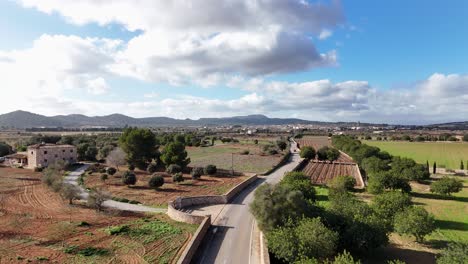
0;110;322;128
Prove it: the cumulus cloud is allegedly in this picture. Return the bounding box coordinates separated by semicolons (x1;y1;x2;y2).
17;0;343;83
318;29;333;40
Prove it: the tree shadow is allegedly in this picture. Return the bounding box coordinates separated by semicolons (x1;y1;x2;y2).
435;219;468;231
14;177;40;182
156;188;188;193
411;192;468;202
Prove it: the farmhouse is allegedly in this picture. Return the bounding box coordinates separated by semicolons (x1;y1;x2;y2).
27;143;77;168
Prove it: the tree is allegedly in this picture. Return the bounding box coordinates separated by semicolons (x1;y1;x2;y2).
326;148;341;162
147;163;158;173
371;191;411;230
426;160;430;173
433;161;437;174
60;184;81;205
253;139;259;145
106;147;126;170
267;218;338;263
149;175;164;189
166;164;182;174
122;171;137;186
172;172;184;183
100;173;108;183
87;189;110;211
280;172;316;201
328;175;356;193
361;157;389;175
437;242;468;264
0;142;12;157
317;146;329;161
119;127;159;169
204;164;217;175
277;140;288;151
394;206;435;242
300;146;316;160
160;142;190;168
250;184;316;232
77;143;97;161
461;160;464;170
191;167;204;179
329;251;361;264
430;177;463;196
106;167;117;176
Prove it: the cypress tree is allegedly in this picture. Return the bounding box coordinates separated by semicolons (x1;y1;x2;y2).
461;160;465;170
426;160;430;172
433;162;437;174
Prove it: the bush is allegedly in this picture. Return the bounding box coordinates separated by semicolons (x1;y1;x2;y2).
128;164;135;171
172;172;184;183
437;242;468;264
106;167;116;175
204;164;217;175
191;167;204;179
87;190;111;211
394;206;435;242
300;146;316;160
100;174;108;182
149;175;164;189
240;150;250;155
34;167;44;172
430;176;463;196
328;175;356;192
166;164;182;174
147;163;158;173
106;225;130;235
122;171;137;186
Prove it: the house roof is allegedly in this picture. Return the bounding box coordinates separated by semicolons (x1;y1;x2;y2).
27;143;76;149
5;153;28;159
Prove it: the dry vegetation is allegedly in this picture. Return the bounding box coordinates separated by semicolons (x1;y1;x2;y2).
0;166;196;263
85;168;249;207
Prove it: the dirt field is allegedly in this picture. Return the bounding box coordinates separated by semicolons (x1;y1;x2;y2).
187;143;284;174
84;170;249;207
0;166;196;263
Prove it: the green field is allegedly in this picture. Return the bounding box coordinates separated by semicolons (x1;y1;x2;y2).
364;141;468;169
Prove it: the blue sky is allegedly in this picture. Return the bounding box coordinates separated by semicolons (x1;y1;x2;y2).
1;0;467;124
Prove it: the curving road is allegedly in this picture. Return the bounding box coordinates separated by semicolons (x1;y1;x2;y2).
192;140;302;264
63;164;166;213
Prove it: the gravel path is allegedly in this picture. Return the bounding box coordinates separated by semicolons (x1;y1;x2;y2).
63;164;166;213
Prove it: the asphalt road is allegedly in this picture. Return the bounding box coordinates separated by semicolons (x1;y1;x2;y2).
193;140;301;264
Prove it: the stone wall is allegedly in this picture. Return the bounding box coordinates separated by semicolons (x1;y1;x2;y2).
176;216;211;264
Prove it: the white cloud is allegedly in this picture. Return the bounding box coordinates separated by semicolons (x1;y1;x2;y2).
86;77;110;95
17;0;343;84
143;92;159;98
318;29;333;40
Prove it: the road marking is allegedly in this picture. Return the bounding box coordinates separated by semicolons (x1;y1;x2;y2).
248;220;254;264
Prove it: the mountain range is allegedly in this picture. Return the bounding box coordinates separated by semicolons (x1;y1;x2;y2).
0;110;328;128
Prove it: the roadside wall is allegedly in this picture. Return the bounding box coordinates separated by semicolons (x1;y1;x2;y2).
176;216;211;264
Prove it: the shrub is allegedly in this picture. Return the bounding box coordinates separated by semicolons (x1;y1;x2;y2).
191;167;204;179
172;172;184;183
106;167;117;175
100;174;108;182
87;190;111;211
122;171;137;186
106;225;130;235
394;206;435;242
328;175;356;192
300;146;316;160
240;150;250;155
437;242;468;264
430;176;463;196
34;167;44;172
204;164;217;175
149;175;164;189
128;164;135;171
166;164;182;174
268;149;279;155
147;163;158;173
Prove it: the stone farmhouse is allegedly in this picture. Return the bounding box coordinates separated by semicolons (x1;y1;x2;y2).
27;143;77;168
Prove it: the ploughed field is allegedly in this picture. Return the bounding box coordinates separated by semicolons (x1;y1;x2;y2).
364;140;468;170
295;136;354;163
0;166;196;263
301;161;363;187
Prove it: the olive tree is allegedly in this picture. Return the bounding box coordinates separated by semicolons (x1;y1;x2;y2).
300;146;316;160
430;177;463;196
394;206;435;243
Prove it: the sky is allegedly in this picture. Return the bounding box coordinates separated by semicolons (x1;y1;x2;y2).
1;0;467;125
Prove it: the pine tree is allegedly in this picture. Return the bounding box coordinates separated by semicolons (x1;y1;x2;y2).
433;162;437;174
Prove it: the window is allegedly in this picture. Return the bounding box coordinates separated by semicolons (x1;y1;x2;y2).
44;159;48;163
63;158;66;161
55;154;58;158
31;151;34;155
62;150;65;153
70;149;74;153
44;151;48;154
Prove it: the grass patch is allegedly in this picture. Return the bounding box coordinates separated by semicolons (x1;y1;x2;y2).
314;185;330;207
364;140;468;169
